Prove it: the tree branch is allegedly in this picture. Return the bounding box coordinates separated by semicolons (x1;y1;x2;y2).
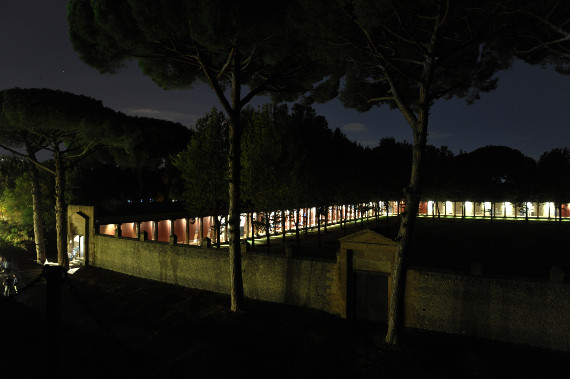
0;144;56;175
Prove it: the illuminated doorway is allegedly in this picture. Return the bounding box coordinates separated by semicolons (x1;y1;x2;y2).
70;234;85;261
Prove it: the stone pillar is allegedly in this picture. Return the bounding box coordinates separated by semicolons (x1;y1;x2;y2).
152;221;159;241
185;218;190;244
245;213;250;238
225;215;229;243
134;222;141;240
169;219;177;245
114;223;122;238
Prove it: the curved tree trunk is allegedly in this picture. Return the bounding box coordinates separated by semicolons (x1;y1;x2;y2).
385;55;433;345
385;124;427;345
24;142;46;263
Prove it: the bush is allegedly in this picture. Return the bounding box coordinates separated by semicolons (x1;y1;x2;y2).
0;221;33;251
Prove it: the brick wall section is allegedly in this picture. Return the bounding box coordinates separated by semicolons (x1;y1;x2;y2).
404;269;570;351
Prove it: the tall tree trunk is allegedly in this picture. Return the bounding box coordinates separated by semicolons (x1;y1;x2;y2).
228;57;244;312
250;212;255;250
385;55;433;345
373;202;377;224
295;208;300;252
216;215;222;249
282;209;286;243
54;148;69;270
341;205;346;235
265;211;271;252
25;142;46;263
317;207;321;248
385;123;427;345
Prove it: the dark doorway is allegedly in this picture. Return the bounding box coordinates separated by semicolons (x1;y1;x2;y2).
353;271;388;323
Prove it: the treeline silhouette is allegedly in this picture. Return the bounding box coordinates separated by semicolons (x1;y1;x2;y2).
53;104;569;216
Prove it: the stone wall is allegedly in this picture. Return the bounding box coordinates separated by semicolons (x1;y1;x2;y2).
94;235;231;293
83;220;570;351
92;234;340;315
242;253;338;312
404;269;570;351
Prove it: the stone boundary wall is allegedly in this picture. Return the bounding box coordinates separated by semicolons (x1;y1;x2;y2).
91;231;570;351
404;269;570;351
93;234;340;315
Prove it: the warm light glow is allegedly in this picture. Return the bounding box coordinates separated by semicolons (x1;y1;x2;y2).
505;202;514;217
446;201;453;215
99;224;114;235
547;202;555;216
94;201;570;243
465;201;473;215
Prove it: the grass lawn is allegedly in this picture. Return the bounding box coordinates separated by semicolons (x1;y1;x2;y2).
245;215;569;280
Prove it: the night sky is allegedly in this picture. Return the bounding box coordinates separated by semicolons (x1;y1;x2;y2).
2;0;570;160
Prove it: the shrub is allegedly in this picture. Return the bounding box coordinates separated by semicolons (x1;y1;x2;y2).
0;221;33;251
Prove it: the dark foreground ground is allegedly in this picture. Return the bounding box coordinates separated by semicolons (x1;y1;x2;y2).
2;252;569;378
